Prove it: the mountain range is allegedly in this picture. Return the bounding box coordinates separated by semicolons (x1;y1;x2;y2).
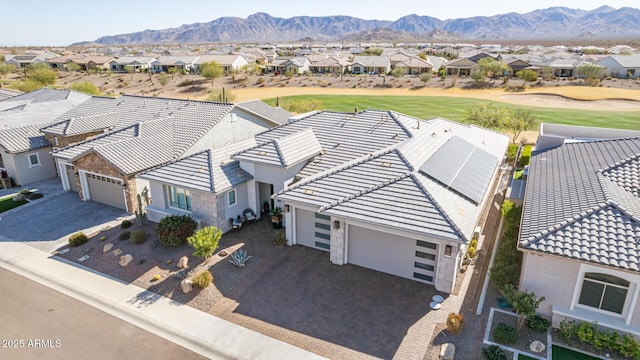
76;6;640;46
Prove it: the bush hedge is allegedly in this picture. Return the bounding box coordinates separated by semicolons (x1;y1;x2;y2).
559;319;640;359
493;323;518;344
519;145;532;167
482;345;507;360
490;201;523;289
68;232;89;247
155;215;198;247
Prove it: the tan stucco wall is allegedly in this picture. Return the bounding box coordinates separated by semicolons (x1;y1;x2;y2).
520;252;581;316
73;152;138;213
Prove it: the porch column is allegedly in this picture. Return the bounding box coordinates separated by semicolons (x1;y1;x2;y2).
246;179;258;218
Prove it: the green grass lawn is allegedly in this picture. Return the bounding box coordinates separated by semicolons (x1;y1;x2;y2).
517;345;601;360
263;95;640;130
0;194;27;213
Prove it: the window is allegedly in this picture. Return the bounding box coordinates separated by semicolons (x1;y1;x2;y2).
415;251;436;261
168;186;191;211
413;272;433;282
28;153;40;168
414;262;435;272
417;240;437;249
228;190;236;206
578;273;629;314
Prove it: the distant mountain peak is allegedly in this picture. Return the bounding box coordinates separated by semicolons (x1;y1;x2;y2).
78;6;640;46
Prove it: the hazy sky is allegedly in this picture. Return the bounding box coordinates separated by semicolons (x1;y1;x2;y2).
2;1;638;46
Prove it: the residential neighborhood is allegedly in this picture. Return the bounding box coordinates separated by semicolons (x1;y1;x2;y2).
3;6;640;360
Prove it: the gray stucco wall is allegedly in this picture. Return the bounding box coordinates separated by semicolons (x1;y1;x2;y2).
12;148;57;186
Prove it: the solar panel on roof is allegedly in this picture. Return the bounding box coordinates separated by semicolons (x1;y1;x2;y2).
420;136;498;204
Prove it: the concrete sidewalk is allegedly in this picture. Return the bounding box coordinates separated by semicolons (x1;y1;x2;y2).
0;241;326;360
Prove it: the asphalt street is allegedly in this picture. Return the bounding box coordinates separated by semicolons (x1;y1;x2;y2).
0;267;207;360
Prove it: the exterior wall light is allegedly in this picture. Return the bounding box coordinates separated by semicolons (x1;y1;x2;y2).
333;220;340;230
284;204;290;212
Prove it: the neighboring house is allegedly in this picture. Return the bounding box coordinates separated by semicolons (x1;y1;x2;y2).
598;55;640;79
309;57;351;74
108;57;157;72
267;57;311;74
546;58;583;77
49;95;287;212
0;89;92;186
502;57;536;76
5;51;59;68
394;57;433;75
443;57;478;76
519;137;640;337
142;110;509;293
47;55;114;71
151;56;200;73
351;56;391;75
195;55;249;73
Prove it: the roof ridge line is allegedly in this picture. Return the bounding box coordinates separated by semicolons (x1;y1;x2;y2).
409;173;466;241
275;147;399;196
319;173;412;212
52;122;139;155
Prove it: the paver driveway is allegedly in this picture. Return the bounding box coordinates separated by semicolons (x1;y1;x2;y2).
0;190;127;251
208;218;442;359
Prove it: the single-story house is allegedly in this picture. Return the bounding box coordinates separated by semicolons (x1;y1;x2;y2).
394;57;433;75
351;56;391;75
47;55;114;71
0;89;92;186
443;57;478;76
151;56;200;73
267;57;310;74
195;55;250;73
108;57;157;72
4;51;59;68
309;57;351;74
49;95;288;212
141;109;509;293
519;137;640;338
598;55;640;79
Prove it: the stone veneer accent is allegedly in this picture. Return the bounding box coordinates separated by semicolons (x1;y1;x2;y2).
435;244;458;293
329;217;346;265
44;131;104;150
73;152;138;213
191;190;221;230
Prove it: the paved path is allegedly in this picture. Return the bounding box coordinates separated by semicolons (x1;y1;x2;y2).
0;267;206;360
0;241;326;360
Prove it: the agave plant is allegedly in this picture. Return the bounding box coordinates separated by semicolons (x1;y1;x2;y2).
228;249;253;268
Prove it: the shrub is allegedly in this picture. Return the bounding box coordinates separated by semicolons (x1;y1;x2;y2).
119;231;131;240
187;226;222;260
191;270;213;289
69;81;100;95
279;98;324;114
27;192;44;200
68;232;89;247
493;323;518;344
482;345;507;360
121;219;132;229
558;319;577;343
519;145;532;167
256;77;265;85
152;274;161;281
99;236;107;242
131;231;147;244
273;231;287;246
507;144;519;159
446;313;464;333
620;334;640;358
155;214;198;247
576;321;596;344
526;314;550;332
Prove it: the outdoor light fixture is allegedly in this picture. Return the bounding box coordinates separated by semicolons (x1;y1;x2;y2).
284;204;290;212
445;245;453;257
74;172;79;177
333;220;340;230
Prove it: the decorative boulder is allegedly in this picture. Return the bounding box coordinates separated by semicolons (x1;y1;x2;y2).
13;193;26;201
440;343;455;360
119;254;133;267
180;279;193;294
103;243;114;253
177;256;189;269
112;248;122;256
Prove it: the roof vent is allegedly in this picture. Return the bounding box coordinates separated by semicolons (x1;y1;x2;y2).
303;189;315;195
381;162;392;167
431;132;437;137
258;150;267;156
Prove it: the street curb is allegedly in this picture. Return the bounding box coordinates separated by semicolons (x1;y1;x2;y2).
0;245;241;360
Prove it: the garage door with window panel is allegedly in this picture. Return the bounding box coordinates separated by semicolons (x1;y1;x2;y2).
295;208;331;251
85;173;126;210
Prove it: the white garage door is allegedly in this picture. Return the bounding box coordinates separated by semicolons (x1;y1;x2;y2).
295;208;331;251
348;225;437;284
85;173;126;210
66;165;78;192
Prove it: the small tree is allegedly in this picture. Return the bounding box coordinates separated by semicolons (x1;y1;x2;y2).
515;70;538;85
157;72;169;86
200;61;223;85
420;72;431;86
477;58;509;79
505;109;536;143
501;284;546;331
69;81;100;95
167;67;178;79
391;66;405;78
124;65;135;80
541;66;554;81
67;62;82;72
463;103;509;129
471;68;485;84
187;226;222;261
576;63;605;85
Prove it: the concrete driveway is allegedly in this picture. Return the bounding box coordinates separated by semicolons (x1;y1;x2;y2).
0;191;128;252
